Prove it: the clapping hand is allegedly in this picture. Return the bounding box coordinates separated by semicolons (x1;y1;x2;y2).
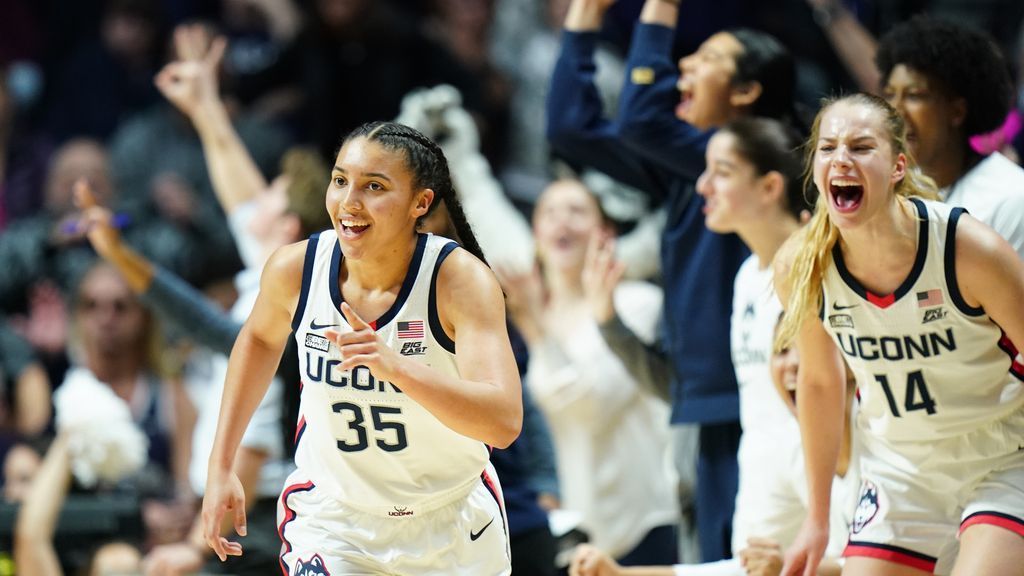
581;234;625;325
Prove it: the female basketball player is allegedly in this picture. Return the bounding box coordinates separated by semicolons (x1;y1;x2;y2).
201;122;522;575
777;94;1024;576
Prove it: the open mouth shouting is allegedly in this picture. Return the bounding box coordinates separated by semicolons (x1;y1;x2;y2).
829;179;864;213
676;84;694;119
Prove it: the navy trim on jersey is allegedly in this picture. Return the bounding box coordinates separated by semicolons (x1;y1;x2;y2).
428;241;460;354
330;233;428;329
291;233;322;332
833;198;929;309
996;330;1024;382
943;207;985;317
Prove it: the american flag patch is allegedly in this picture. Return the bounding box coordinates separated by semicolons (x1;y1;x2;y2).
397;320;425;339
917;289;944;308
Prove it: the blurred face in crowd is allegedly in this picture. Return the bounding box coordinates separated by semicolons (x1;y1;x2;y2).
676;32;745;130
533;179;610;273
696;131;779;233
435;0;493;31
2;444;41;503
88;542;142;576
76;264;148;359
102;6;157;65
316;0;368;31
882;64;965;178
45;140;114;215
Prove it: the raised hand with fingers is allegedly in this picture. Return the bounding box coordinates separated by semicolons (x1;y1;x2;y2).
324;303;404;383
154;24;226;120
581;234;625;325
73;179;123;258
201;469;247;562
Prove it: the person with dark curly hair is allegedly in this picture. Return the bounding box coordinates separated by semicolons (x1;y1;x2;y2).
876;15;1024;258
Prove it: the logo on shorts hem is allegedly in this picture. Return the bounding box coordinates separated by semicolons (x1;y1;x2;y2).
294;553;330;576
852;480;880;534
470;517;495;541
388;506;414;517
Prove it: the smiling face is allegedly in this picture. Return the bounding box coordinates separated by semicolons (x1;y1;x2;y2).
326;137;433;261
696;131;771;233
812;100;906;229
882;64;964;176
532;180;609;273
676;32;745;130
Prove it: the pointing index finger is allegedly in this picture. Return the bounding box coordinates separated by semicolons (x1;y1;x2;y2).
341;302;372;331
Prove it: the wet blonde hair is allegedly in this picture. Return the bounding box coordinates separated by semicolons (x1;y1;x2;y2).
775;93;938;350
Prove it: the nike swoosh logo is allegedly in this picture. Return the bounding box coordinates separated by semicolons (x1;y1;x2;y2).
309;319;340;331
469;517;495;541
833;301;859;311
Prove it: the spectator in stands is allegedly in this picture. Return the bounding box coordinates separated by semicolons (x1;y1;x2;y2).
45;0;166;142
877;15;1024;258
14;434;144;576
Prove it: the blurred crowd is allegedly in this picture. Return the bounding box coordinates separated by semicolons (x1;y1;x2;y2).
1;0;1023;575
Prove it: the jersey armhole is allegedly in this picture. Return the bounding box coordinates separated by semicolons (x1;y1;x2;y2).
428;241;460;354
290;233;321;332
943;208;985;317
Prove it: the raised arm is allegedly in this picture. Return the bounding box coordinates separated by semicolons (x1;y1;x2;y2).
547;0;670;194
615;0;711;181
155;25;268;218
202;241;304;560
805;0;881;94
775;245;846;576
585;236;672;401
14;436;70;576
76;181;241;354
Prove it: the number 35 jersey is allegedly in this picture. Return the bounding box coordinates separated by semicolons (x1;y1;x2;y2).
821;198;1024;443
291;231;489;514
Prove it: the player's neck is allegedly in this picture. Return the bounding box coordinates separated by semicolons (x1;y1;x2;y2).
343;235;419;292
738;211;800;269
837;197;918;290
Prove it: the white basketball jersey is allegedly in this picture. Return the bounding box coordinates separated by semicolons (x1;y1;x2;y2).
731;255;796;438
291;231;489;514
821;198;1024;442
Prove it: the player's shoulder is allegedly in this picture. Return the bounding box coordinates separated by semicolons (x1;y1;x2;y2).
261;239;314;297
434;245;503;308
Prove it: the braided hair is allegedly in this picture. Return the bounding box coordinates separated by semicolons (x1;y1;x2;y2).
341;121;488;266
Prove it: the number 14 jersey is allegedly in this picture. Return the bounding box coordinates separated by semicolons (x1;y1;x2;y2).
821;198;1024;443
291;231;489;514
